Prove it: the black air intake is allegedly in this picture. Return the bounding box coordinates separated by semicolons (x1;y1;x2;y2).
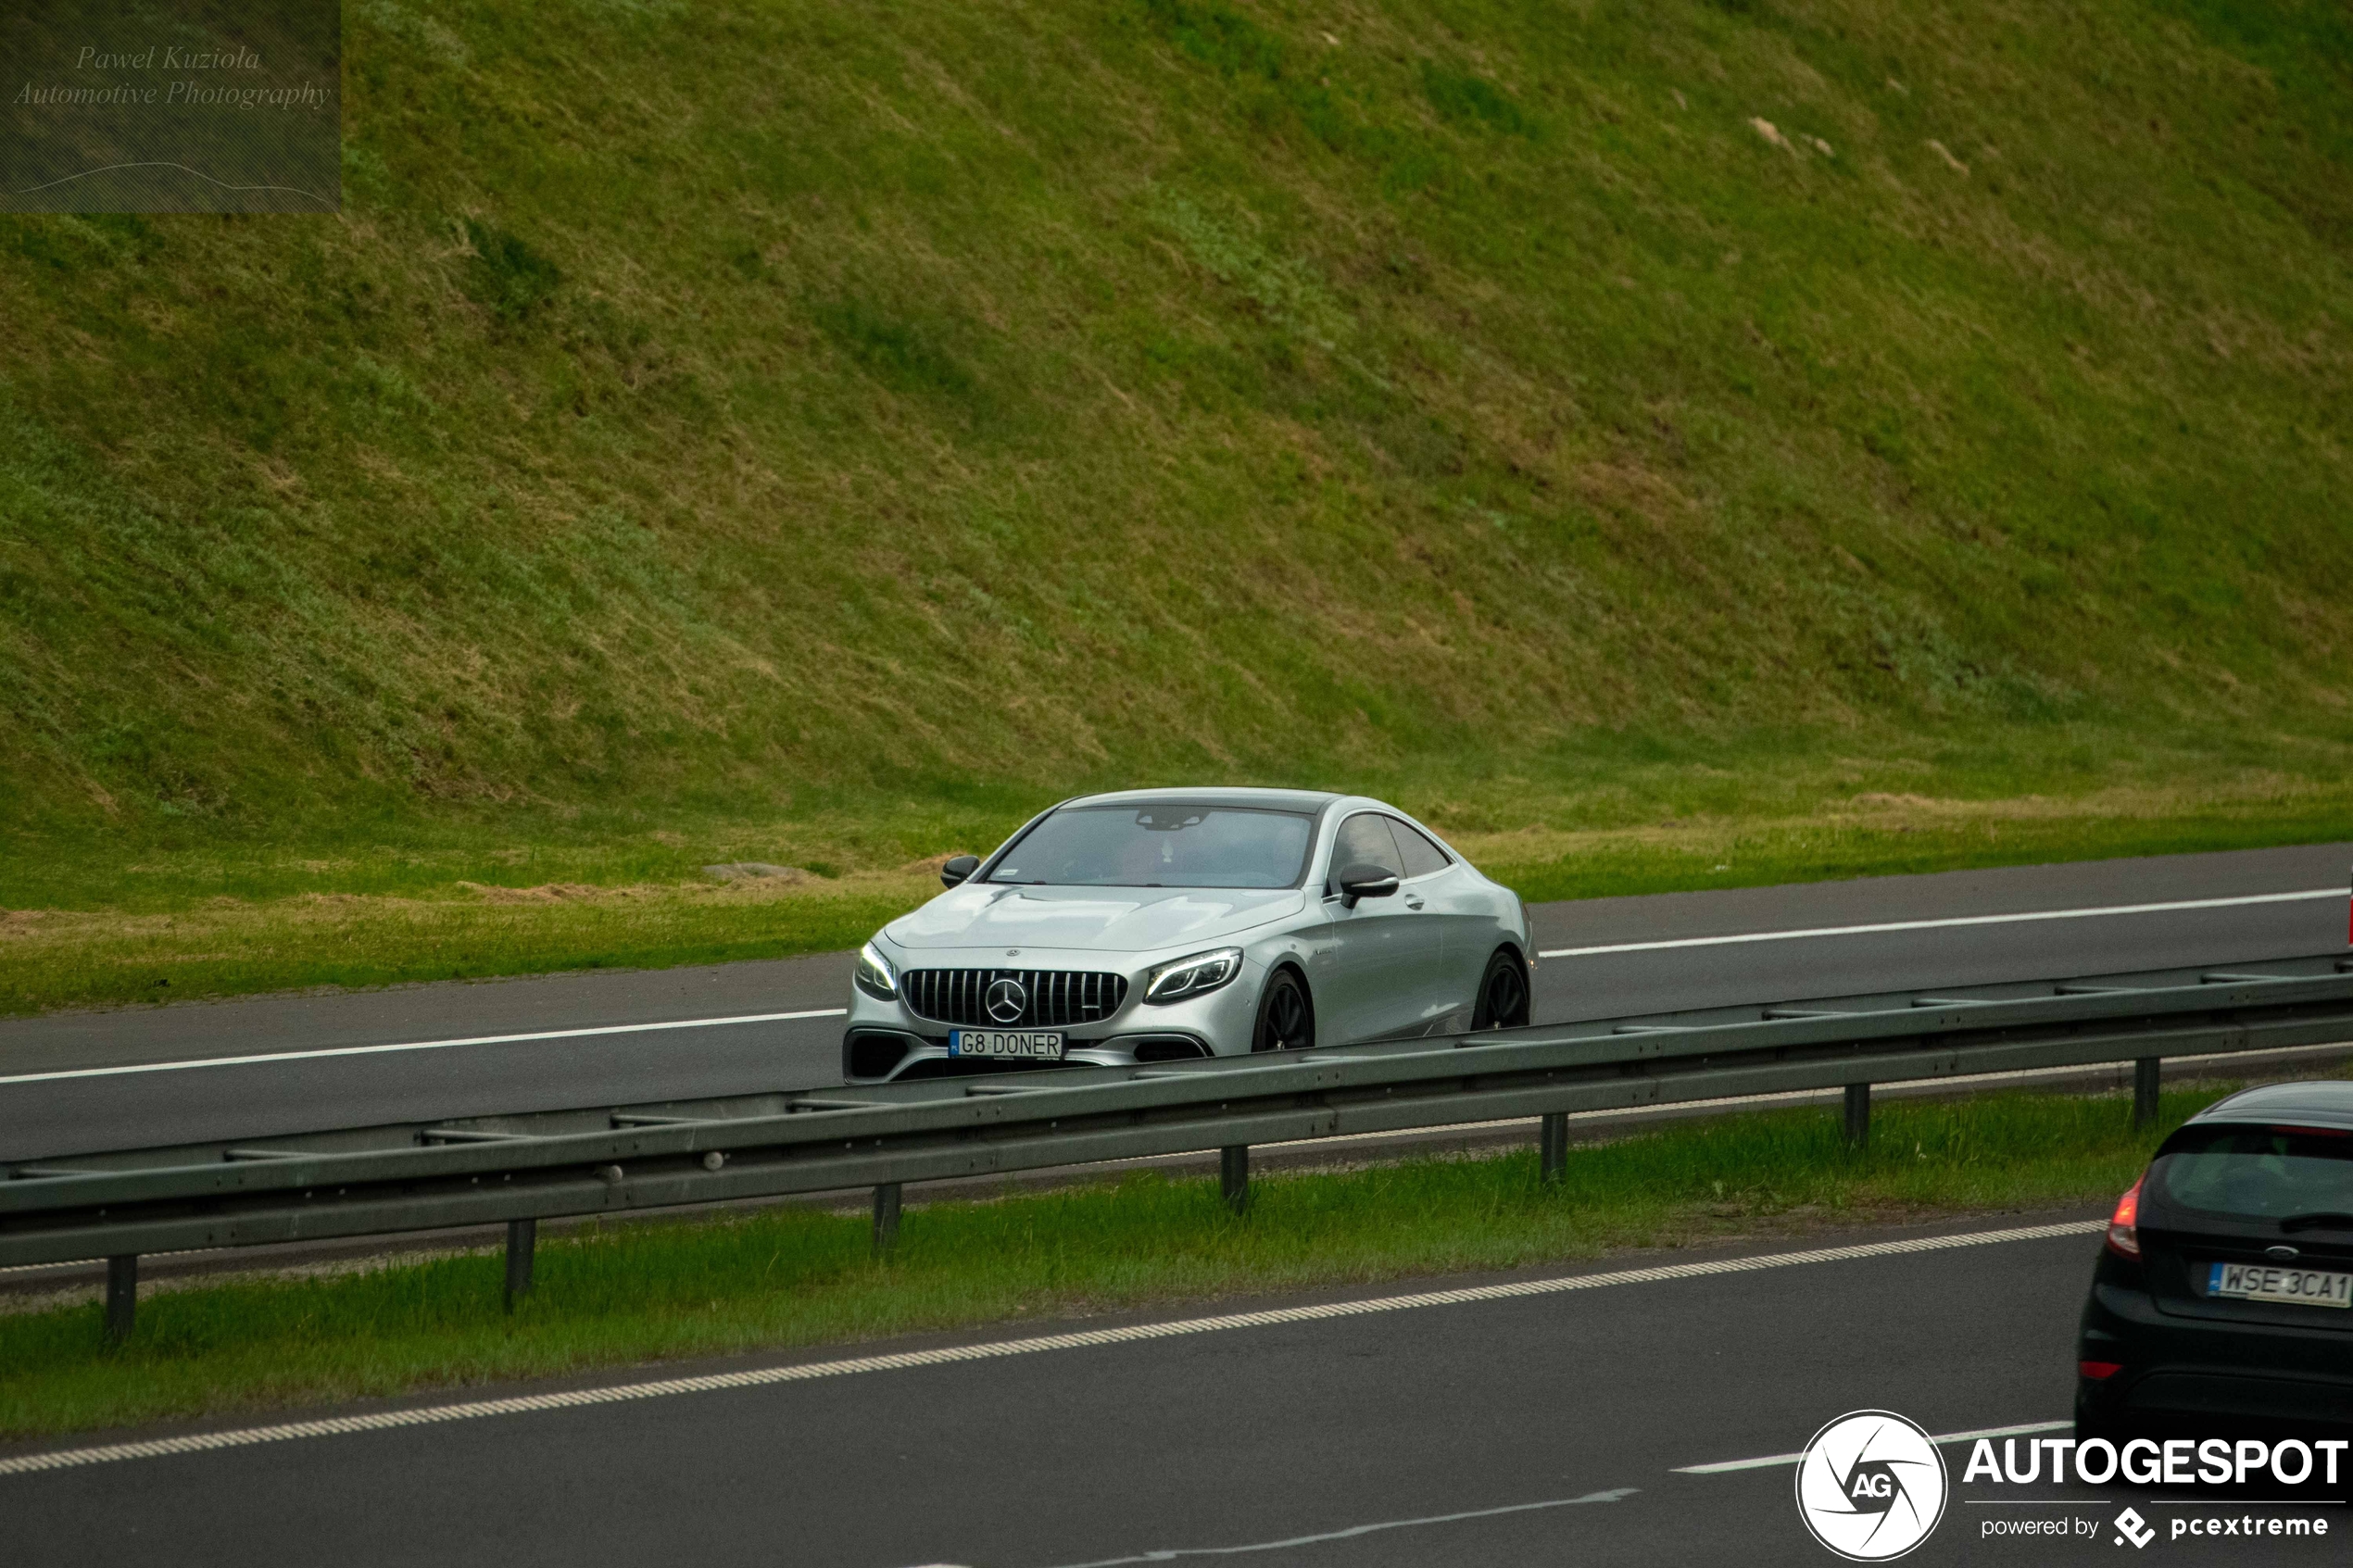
843;1030;914;1080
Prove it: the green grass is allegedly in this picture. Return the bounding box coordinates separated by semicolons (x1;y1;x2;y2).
4;775;2347;1018
0;871;925;1016
1483;796;2353;904
5;0;2352;1008
0;1080;2246;1442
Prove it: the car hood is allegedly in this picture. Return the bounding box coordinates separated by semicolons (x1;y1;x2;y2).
887;884;1306;954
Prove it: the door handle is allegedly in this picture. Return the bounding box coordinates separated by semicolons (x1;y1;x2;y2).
1404;896;1425;910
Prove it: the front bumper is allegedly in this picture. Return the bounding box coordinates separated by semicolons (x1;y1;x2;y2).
839;947;1268;1083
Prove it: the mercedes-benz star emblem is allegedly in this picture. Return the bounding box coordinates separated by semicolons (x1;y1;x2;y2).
986;977;1027;1024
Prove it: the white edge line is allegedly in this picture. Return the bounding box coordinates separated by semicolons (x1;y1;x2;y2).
0;1010;849;1086
0;1219;2105;1477
1540;887;2346;958
1673;1419;2073;1474
18;889;2341;1077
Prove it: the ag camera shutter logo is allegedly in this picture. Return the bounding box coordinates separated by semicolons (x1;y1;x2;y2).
1794;1411;1949;1561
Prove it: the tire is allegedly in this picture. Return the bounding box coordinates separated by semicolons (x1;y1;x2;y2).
1471;947;1531;1030
1251;968;1315;1052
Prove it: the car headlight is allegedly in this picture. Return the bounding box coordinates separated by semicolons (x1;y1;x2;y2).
853;941;899;1000
1145;947;1243;1005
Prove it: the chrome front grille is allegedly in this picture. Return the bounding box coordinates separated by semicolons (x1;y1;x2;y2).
900;969;1128;1028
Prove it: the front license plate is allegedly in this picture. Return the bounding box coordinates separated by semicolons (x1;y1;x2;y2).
948;1028;1064;1060
2208;1261;2353;1309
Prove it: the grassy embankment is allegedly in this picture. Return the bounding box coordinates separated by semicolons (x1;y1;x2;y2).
5;0;2353;1014
0;1080;2279;1442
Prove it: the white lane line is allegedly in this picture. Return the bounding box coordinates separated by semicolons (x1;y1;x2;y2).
1040;1487;1641;1567
0;1218;2102;1477
1539;887;2346;959
0;1009;849;1087
1674;1420;2072;1474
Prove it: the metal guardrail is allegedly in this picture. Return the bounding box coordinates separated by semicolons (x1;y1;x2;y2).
8;951;2353;1336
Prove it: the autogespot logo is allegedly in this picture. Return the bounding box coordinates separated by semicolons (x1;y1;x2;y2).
1795;1411;1950;1562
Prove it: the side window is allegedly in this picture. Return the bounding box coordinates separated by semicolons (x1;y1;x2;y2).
1387;818;1452;879
1331;812;1404;881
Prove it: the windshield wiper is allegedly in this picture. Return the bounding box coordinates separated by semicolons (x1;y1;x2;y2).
2279;1211;2353;1234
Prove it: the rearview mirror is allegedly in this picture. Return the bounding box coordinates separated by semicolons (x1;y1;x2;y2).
940;854;980;888
1335;862;1399;909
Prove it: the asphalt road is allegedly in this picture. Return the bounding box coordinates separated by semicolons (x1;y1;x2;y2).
6;1210;2342;1566
1;841;2346;1160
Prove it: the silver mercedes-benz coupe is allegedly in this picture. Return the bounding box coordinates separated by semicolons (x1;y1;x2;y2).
841;787;1533;1082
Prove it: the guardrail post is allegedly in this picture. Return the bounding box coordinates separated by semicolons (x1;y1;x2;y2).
873;1183;901;1257
2133;1058;2161;1130
504;1219;535;1311
1539;1113;1568;1184
105;1254;136;1342
15;958;2350;1290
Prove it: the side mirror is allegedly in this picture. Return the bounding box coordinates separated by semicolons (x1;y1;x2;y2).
1335;862;1399;909
940;854;980;888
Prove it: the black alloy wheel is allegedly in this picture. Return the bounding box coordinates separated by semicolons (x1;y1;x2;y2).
1252;968;1315;1052
1472;948;1531;1030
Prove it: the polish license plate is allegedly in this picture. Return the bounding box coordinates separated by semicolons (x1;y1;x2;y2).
2208;1261;2353;1309
948;1028;1064;1060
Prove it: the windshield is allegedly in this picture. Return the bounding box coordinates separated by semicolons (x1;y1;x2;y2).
2157;1124;2353;1225
988;805;1315;889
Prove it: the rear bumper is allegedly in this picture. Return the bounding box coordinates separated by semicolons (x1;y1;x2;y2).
2078;1279;2353;1434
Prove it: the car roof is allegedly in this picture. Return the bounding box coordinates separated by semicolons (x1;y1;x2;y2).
1058;786;1343;813
2186;1080;2353;1130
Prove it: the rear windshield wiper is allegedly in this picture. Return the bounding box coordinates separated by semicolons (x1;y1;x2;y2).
2279;1211;2353;1234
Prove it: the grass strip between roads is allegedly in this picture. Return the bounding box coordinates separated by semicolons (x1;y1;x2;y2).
6;785;2349;1018
6;1077;2324;1445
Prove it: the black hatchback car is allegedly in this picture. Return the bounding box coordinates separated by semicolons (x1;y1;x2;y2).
2077;1080;2353;1439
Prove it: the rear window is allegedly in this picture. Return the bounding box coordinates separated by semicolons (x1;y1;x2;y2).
2157;1124;2353;1227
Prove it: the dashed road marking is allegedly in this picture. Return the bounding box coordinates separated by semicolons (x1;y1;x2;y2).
1540;888;2343;959
0;1009;849;1086
0;1219;2103;1477
1675;1419;2073;1474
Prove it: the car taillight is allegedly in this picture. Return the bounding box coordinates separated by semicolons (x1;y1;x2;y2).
2079;1361;2124;1380
2105;1175;2143;1259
